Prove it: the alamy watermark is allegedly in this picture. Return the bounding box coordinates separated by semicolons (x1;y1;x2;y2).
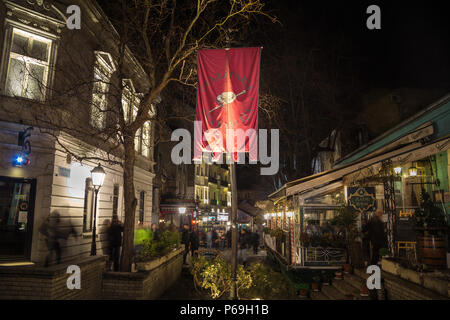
66;265;81;290
170;121;279;175
366;264;381;290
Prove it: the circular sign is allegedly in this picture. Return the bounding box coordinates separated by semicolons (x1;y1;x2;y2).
19;201;29;211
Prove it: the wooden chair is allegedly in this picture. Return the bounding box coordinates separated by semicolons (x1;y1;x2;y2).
396;241;417;261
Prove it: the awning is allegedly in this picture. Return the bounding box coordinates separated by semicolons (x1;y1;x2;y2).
237;209;252;223
286;135;450;197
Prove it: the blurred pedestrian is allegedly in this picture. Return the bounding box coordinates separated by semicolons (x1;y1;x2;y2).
107;215;123;271
362;210;387;265
226;229;232;248
206;229;213;248
252;231;260;254
39;211;76;267
212;229;218;248
238;228;249;267
151;223;160;242
190;225;200;257
181;224;190;265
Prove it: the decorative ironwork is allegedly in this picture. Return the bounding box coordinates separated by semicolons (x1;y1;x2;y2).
27;0;52;10
381;160;397;256
304;247;346;265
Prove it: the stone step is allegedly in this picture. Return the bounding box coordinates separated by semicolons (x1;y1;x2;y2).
321;282;346;300
344;272;367;291
354;268;371;280
310;290;329;300
333;277;362;299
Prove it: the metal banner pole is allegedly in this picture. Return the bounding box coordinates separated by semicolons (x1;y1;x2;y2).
229;159;238;300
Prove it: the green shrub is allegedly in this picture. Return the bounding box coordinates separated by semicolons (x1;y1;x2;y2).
240;262;297;299
191;256;252;299
138;229;180;261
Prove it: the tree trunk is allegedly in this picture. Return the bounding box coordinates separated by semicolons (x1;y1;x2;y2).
120;135;138;272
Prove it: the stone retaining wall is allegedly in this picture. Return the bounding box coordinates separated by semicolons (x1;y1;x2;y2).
0;256;106;299
381;258;449;300
102;246;184;299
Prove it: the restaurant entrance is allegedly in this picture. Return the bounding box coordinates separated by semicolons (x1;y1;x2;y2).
0;177;36;260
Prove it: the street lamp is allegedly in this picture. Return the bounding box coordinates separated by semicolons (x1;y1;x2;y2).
90;163;105;256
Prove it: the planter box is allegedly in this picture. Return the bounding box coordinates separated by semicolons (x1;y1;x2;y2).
381;258;450;299
398;266;422;285
381;257;400;276
102;246;184;300
136;245;184;271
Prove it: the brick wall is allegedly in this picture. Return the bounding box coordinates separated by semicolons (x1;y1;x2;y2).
0;256;106;299
102;248;183;299
382;271;448;300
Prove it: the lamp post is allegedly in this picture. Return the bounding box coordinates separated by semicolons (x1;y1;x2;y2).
90;163;105;256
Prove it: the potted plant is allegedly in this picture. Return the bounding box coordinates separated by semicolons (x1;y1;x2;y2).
343;263;353;274
330;205;359;270
414;190;449;269
311;275;321;292
334;268;343;280
360;283;369;297
297;283;309;298
379;248;391;259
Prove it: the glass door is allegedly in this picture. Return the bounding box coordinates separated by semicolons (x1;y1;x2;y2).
0;177;36;260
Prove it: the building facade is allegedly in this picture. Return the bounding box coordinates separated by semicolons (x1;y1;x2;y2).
0;0;156;266
194;158;231;229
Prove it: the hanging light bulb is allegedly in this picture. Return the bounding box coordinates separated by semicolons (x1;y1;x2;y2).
394;167;402;175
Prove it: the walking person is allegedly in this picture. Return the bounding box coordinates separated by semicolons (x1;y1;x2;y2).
39;211;76;267
212;229;219;248
151;223;160;242
238;228;249;267
190;225;200;258
206;229;213;249
362;210;387;265
361;219;371;267
107;215;124;271
181;224;190;265
226;228;232;248
252;231;260;254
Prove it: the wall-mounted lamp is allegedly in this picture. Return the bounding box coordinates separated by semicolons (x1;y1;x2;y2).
408;166;418;177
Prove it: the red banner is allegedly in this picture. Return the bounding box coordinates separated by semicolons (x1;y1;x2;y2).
195;47;261;161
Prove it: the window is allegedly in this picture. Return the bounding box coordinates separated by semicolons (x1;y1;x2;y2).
141;121;151;157
138;191;145;223
122;80;151;158
112;184;119;217
5;28;52;101
83;178;94;232
91;52;116;129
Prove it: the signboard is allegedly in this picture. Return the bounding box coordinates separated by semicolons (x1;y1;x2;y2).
18;211;28;223
58;166;71;178
217;214;229;221
347;187;376;214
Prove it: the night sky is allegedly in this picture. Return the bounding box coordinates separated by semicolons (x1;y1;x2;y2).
265;0;450;90
238;0;450;190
